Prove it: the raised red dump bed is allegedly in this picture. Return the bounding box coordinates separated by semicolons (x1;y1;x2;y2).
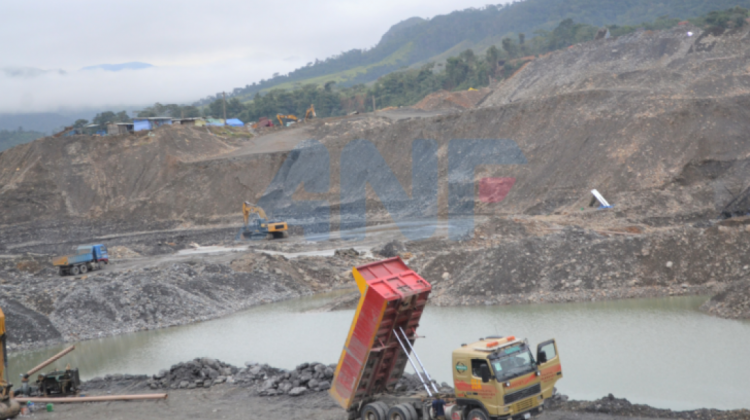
329;257;432;411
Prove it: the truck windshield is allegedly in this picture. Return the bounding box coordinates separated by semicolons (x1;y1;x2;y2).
489;344;536;381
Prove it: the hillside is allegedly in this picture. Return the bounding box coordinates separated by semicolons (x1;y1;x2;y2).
224;0;750;102
4;25;750;228
4;22;750;355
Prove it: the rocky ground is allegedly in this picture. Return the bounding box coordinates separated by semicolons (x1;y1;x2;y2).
3;211;750;351
0;249;366;351
699;279;750;319
18;359;749;420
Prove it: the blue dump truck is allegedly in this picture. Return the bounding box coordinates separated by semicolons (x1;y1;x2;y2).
52;244;109;276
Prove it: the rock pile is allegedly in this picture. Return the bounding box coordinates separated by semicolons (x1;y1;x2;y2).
374;240;405;258
144;359;335;397
700;280;750;319
551;394;750;420
147;358;238;390
334;248;360;258
393;372;453;395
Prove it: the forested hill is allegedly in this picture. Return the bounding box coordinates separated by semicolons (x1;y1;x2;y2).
214;0;750;103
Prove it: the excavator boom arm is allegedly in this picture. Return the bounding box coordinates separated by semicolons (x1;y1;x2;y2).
242;202;267;225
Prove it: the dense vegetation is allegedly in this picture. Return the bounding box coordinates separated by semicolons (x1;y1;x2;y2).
0;128;46;153
83;5;749;126
197;0;750;104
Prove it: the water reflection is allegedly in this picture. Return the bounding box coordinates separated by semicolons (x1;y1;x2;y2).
9;294;750;411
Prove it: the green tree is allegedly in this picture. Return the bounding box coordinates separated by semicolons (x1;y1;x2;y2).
486;45;500;76
502;38;517;58
73;119;88;129
93;111;117;126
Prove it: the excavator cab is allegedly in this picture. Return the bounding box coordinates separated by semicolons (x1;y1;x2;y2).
236;202;288;240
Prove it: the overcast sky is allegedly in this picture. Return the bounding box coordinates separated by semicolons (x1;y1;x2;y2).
0;0;509;114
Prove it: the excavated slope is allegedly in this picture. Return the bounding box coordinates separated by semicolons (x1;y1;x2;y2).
2;25;750;241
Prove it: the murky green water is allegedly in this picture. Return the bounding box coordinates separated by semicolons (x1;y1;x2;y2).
9;294;749;411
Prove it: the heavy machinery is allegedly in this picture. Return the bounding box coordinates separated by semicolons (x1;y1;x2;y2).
304;104;316;122
237;202;288;240
329;257;563;420
0;308;21;419
52;244;109;276
16;346;80;398
276;114;298;127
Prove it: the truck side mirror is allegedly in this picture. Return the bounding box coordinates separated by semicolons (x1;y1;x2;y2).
480;364;491;383
537;351;547;364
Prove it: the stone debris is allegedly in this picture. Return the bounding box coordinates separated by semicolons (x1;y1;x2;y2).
700;280;750;319
547;393;750;420
140;359;335;396
374;240;405;258
334;248;360;258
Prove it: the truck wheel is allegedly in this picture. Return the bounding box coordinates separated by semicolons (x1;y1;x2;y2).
79;264;88;274
59;267;65;276
403;403;417;420
373;402;389;414
387;404;414;420
467;408;489;420
98;261;105;270
71;266;80;276
362;403;387;420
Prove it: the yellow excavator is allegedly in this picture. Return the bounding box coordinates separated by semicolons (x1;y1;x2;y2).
304;104;316;122
276;114;298;127
0;308;22;419
237;202;288;240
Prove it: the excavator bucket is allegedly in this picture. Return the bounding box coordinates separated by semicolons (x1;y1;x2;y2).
329;257;431;411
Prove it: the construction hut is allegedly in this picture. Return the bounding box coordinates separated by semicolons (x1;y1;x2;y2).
149;117;172;128
226;118;244;127
174;118;205;126
206;118;225;126
107;123;134;135
133;117;173;132
84;123;106;136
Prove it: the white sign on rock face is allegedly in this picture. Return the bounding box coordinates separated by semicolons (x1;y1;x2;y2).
591;189;611;208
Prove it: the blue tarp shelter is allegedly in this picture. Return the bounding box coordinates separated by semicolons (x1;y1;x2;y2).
225;118;244;127
133;119;151;132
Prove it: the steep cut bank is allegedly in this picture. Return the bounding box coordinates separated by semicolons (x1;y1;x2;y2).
0;251;364;350
2;22;750;342
700;279;750;319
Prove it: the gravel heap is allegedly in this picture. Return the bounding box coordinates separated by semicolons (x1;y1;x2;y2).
0;251;358;350
392;372;454;395
334;248;360;258
549;393;750;420
700;280;750;320
143;359;336;397
374;240;405;258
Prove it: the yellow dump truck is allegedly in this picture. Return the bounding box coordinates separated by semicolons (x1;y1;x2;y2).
329;257;563;420
450;335;562;420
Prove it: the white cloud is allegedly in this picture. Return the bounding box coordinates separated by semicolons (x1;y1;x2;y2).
0;0;509;112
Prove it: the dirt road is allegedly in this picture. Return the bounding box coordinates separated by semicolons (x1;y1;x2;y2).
25;389;748;420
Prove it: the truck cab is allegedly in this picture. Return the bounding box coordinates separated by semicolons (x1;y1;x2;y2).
53;244;109;276
451;336;562;420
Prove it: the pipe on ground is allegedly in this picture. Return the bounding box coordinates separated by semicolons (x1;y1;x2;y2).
15;394;168;403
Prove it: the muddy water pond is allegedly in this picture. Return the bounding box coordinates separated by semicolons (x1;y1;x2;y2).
10;294;749;411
